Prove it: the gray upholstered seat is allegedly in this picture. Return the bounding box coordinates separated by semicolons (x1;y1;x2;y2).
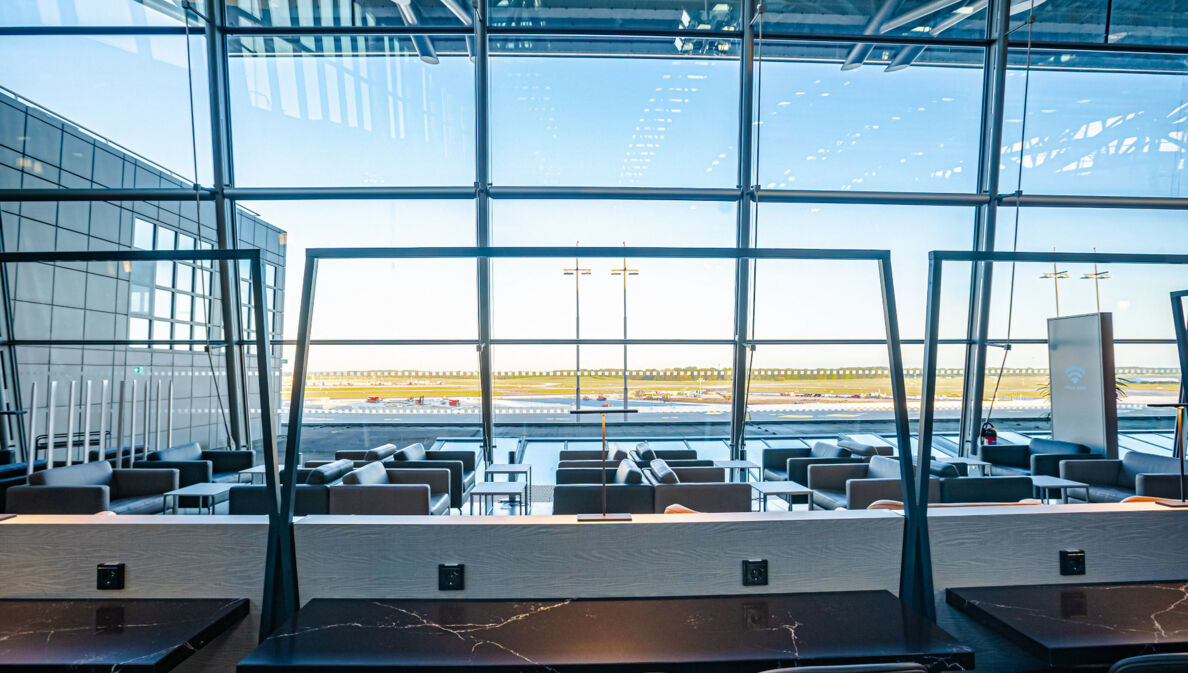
327;462;451;515
228;484;332;515
979;438;1093;477
784;442;868;485
6;460;178;514
1109;653;1188;672
390;442;477;509
809;456;937;510
940;476;1034;503
1062;451;1182;502
138;442;254;486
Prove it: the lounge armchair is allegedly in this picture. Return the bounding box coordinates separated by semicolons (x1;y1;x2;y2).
978;438;1093;477
837;437;895;457
809;456;937;510
138;442;254;486
783;442;867;484
631;443;699;463
649;460;750;512
552;460;655;515
6;461;178;514
1061;451;1184;502
939;476;1035;504
647;458;725;483
329;462;452;515
227;459;355;516
390;443;477;509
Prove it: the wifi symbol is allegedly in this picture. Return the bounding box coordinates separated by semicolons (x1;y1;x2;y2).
1065;366;1086;384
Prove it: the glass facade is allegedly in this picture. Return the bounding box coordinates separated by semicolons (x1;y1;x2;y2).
0;0;1185;462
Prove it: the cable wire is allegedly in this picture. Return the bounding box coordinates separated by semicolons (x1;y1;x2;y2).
742;0;764;438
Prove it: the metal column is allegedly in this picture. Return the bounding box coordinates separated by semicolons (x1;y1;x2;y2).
473;0;495;463
728;0;758;461
958;0;1012;457
201;0;250;451
0;211;26;460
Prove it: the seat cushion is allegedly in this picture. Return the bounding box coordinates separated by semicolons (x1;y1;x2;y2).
990;464;1031;477
811;442;847;459
110;494;166;515
150;443;203;462
763;467;788;481
394;444;427;462
1085;484;1134;503
28;460;112;487
429;492;450;516
650;459;679;484
614;460;644;485
813;489;847;510
1120;452;1180;489
343;462;389;485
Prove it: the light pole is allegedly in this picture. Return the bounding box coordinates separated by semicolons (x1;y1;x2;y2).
1040;248;1069;317
563;242;591;410
1081;249;1111;313
610;242;640;412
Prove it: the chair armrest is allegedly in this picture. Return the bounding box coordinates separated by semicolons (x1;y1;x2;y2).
133;460;210;487
1032;452;1099;478
807;463;869;491
328;484;430;515
977;443;1030;468
426;449;477;472
386;467;451;496
762;448;810;472
1060;459;1122;485
1137;473;1188;499
788;457;864;485
113;468;179;497
6;485;110;514
393;460;465;508
202;450;254;473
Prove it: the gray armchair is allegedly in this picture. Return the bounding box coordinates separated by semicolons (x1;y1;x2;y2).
978;438;1093;477
329;462;451;515
809;456;936;510
6;460;178;514
785;442;867;484
391;443;477;509
139;442;254;486
1061;451;1183;502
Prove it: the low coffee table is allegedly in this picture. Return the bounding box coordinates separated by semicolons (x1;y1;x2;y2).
470;481;528;516
714;460;762;483
162;483;235;514
1029;476;1090;504
750;480;814;511
484;464;532;511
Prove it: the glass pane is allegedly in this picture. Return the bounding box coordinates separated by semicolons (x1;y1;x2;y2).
754;204;973;339
493;200;736;247
227;35;475;187
489;0;740;32
0;0;186;26
491;38;739;187
1110;0;1188;47
174;293;192;322
156;261;173;287
1001;49;1188;198
226;0;472;29
756;42;983;192
761;0;988;40
156;226;176;251
133;219;155;250
153;288;172;320
129;283;151;314
0;35;211;186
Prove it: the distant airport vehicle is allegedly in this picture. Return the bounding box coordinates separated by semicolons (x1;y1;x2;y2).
448;399;460;406
365;396;381;403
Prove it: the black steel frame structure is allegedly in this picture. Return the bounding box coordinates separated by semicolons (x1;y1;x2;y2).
1173;290;1188;416
275;245;929;625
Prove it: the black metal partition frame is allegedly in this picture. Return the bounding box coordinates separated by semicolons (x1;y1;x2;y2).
1173;290;1188;414
914;250;1188;616
271;245;926;632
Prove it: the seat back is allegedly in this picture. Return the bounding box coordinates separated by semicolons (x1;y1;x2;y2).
302;459;354;485
363;444;399;462
393;443;427;461
552;484;655;515
149;443;203;462
650;459;679;484
653;483;751;513
838;438;890;457
343;461;390;485
1030;438;1089;456
866;455;902;480
228;485;330;515
613;459;645;484
1120;451;1179;489
28;460;113;487
810;441;847;459
940;476;1034;503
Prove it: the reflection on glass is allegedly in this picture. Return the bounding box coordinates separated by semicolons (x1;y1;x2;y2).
0;0;186;26
493;200;735;247
489;0;739;32
760;0;987;40
227;36;475;187
226;0;472;28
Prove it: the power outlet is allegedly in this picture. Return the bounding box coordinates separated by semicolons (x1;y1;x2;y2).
742;559;768;586
1059;549;1086;576
97;562;125;590
439;563;465;591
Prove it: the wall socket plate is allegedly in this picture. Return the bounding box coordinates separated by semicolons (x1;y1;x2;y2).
742;559;768;586
439;563;465;591
97;562;125;590
1059;550;1086;576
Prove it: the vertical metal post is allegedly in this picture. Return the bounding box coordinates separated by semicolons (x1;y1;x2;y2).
142;377;151;460
98;380;109;461
959;0;1012;457
155;380;163;450
129;380;138;467
1171;291;1188;457
0;222;27;461
25;381;37;477
65;380;77;466
729;0;758;461
202;0;250;451
474;0;495;462
269;256;318;639
116;381;126;467
83;380;92;463
167;378;175;448
45;380;57;469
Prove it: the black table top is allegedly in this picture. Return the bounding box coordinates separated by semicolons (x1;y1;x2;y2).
947;581;1188;668
238;591;973;672
0;598;248;673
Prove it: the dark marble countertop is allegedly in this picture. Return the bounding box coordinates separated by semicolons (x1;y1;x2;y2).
947;581;1188;667
0;597;249;672
238;591;973;672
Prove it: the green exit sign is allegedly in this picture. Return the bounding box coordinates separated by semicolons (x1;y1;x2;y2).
133;366;144;374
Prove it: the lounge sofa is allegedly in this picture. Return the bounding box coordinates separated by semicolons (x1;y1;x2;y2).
649;460;751;512
139;443;255;486
329;462;452;515
763;441;867;483
390;443;477;509
6;461;178;514
553;460;655;515
978;438;1093;477
228;459;356;516
1061;451;1184;502
809;456;937;510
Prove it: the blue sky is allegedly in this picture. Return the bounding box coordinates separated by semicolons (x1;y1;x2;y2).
1;10;1186;372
